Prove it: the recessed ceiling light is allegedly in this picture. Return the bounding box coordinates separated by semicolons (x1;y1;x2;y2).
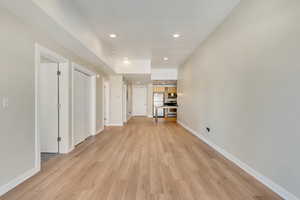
173;33;180;38
109;34;117;38
123;60;131;65
163;57;169;61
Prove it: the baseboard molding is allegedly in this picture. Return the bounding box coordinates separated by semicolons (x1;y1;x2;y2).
148;115;153;118
95;127;104;135
0;167;40;197
132;114;147;117
67;146;75;153
128;115;132;121
177;120;299;200
107;123;124;126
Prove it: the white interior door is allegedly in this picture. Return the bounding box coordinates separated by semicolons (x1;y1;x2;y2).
132;86;147;116
39;63;59;153
74;70;91;145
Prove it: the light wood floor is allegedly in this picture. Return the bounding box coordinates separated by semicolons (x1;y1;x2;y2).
1;117;282;200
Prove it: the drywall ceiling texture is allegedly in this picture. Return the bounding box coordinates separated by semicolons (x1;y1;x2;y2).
72;0;240;70
177;0;300;199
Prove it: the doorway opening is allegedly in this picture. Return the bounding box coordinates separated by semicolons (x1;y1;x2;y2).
35;44;69;168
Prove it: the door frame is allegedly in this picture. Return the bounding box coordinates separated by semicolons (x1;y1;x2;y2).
122;83;127;123
71;63;97;149
35;44;69;170
103;80;110;126
132;85;148;116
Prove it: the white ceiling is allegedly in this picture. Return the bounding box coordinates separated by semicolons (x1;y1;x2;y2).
71;0;240;69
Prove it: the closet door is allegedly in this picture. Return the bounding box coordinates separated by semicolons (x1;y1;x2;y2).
39;63;59;153
74;70;90;145
132;86;147;116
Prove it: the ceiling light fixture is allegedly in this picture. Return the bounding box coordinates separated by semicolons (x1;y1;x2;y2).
123;57;131;65
173;33;181;38
123;60;130;65
109;34;117;38
163;57;169;61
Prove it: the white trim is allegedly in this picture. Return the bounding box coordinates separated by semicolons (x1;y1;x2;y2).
59;62;71;154
177;120;299;200
35;43;69;169
127;115;132;121
95;127;104;135
148;115;153;118
132;114;147;117
72;63;96;76
70;63;75;150
103;81;110;126
0;167;39;197
102;77;105;128
123;84;127;123
90;76;97;136
36;44;67;63
34;43;41;171
67;146;75;153
106;123;124;126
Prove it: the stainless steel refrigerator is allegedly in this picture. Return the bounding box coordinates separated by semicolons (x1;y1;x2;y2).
153;92;164;117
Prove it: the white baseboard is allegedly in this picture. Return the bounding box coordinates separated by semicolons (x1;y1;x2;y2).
107;123;123;126
148;115;153;118
95;127;104;135
177;120;299;200
67;146;75;153
128;115;132;121
0;167;40;197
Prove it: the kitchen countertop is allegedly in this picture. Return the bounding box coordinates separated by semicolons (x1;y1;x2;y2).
154;105;178;122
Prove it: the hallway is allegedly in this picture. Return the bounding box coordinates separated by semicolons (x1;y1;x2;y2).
1;118;281;200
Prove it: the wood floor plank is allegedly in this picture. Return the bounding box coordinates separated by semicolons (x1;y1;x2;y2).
0;117;282;200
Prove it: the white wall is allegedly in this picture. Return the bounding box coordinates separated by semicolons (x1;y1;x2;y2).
0;7;35;190
96;75;104;133
0;6;105;195
109;75;123;125
178;0;300;199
